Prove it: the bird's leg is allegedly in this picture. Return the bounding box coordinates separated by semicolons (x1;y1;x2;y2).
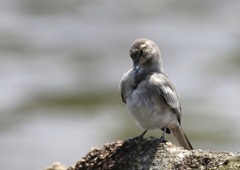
139;130;148;138
159;128;167;142
133;130;148;140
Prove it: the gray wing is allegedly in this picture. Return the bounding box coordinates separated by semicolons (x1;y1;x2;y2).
119;76;126;103
153;74;182;123
120;79;126;103
161;81;181;112
120;69;135;104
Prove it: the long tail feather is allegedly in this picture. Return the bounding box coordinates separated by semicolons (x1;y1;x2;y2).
171;126;193;150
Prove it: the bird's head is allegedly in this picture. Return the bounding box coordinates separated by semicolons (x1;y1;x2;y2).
129;38;163;73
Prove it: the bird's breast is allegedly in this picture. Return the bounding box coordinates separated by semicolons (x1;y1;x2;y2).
126;79;178;130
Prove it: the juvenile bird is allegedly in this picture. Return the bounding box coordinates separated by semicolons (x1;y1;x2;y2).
120;38;193;150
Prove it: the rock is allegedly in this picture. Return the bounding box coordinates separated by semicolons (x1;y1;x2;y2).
44;162;71;170
44;137;240;170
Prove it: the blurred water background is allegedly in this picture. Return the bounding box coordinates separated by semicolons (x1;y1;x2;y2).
0;0;240;169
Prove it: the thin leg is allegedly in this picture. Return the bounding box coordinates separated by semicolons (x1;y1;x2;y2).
133;130;148;140
139;130;148;138
159;128;167;142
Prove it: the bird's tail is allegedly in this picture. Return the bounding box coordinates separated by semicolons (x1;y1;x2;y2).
171;126;193;150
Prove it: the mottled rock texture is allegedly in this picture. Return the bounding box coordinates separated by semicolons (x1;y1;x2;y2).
44;137;240;170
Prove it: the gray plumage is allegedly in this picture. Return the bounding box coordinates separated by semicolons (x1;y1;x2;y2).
120;38;193;150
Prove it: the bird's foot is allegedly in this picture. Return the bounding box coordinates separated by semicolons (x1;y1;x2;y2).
158;128;167;143
132;130;148;140
158;136;167;143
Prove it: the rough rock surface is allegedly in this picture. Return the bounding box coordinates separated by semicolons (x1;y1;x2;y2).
44;137;240;170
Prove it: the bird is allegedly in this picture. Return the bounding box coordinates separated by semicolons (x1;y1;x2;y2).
120;38;193;150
